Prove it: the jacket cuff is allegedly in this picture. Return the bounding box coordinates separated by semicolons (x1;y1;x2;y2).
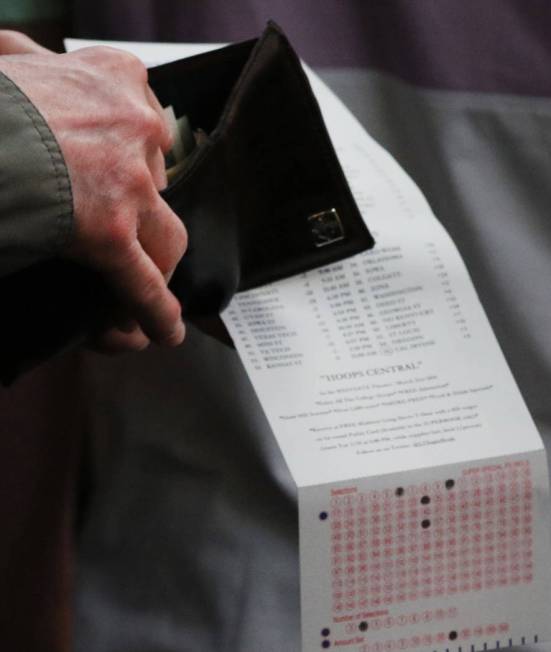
0;69;73;277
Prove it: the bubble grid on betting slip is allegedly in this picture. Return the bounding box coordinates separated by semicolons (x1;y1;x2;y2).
328;460;533;613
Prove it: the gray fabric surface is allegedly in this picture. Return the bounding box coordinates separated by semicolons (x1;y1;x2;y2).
75;330;300;652
74;69;551;651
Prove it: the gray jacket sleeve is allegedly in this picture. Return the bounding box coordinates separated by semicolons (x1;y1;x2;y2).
0;70;73;277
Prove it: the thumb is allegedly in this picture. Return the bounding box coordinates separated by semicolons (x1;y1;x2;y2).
0;30;52;55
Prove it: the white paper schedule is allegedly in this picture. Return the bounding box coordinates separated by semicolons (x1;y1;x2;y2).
65;39;551;652
221;72;551;651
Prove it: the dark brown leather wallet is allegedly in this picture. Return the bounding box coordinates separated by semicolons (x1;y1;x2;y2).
0;22;374;384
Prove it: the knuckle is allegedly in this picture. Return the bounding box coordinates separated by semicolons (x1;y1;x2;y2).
173;219;188;257
126;52;148;81
80;45;115;63
85;47;147;80
137;106;164;140
164;294;183;324
103;216;134;255
107;47;141;67
114;48;147;81
127;164;151;192
140;272;165;307
156;203;188;258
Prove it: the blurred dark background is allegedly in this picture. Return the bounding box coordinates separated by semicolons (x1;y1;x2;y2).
3;0;551;96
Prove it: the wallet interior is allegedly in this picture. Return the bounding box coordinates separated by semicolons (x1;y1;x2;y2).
149;38;257;139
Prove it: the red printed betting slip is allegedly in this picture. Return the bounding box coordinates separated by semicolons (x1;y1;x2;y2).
221;72;551;652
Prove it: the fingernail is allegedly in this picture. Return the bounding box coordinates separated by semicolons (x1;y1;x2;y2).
163;320;185;347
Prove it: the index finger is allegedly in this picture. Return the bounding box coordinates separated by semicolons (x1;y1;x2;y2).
103;238;185;346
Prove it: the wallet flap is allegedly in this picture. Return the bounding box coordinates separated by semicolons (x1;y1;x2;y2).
219;22;374;290
151;22;374;312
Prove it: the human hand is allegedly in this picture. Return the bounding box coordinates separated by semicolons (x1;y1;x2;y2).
0;40;188;351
